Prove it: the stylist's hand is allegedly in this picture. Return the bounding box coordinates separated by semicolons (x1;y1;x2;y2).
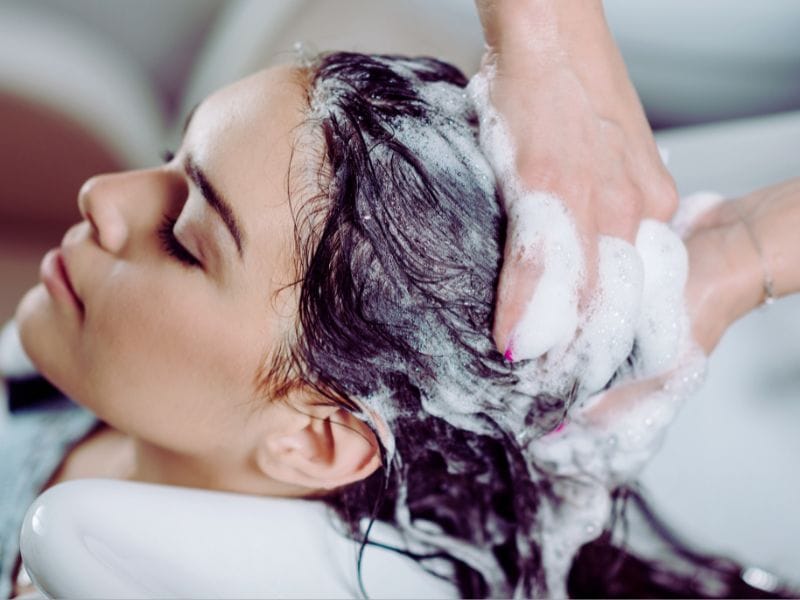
474;0;678;360
572;177;800;426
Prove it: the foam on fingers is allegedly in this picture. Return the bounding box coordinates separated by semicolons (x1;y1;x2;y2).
468;67;587;362
505;194;584;359
467;63;706;597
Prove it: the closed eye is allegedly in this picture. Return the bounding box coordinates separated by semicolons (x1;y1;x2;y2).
158;214;202;269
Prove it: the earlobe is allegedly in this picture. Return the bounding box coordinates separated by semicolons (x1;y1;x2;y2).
255;399;382;492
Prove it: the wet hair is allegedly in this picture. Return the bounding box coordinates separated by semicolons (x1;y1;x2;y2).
272;51;791;598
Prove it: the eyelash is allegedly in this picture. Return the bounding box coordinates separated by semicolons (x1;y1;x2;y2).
158;215;202;269
157;148;202;269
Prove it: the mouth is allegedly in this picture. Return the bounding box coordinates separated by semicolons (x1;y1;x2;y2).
40;248;85;315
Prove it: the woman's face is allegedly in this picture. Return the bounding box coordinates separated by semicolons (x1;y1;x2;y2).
16;65;309;460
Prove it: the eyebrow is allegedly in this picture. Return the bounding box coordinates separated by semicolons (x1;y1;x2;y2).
184;154;245;259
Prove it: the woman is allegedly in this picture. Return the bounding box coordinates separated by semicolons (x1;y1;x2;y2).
6;52;800;598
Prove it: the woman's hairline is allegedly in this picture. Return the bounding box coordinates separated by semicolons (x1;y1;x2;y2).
249;60;352;411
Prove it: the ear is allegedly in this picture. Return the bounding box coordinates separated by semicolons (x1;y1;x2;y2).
255;396;382;491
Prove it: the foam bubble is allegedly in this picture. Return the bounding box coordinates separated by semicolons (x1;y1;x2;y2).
506;193;584;359
671;191;725;238
634;220;690;376
577;236;644;391
466;63;707;597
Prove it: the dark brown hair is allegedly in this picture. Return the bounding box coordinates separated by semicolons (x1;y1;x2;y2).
269;51;790;599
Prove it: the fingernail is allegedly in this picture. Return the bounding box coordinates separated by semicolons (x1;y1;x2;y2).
503;343;514;362
546;420;568;438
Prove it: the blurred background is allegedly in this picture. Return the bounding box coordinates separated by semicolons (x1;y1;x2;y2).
1;0;799;588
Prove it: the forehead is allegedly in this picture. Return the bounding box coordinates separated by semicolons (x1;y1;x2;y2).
183;65;311;281
186;64;308;202
188;65;308;161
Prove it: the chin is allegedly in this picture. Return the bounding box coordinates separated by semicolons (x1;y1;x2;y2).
15;283;79;399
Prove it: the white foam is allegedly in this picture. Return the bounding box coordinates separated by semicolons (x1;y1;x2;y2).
504;194;584;360
466;64;708;597
671;191;725;238
634;220;690;376
576;236;644;392
529;347;706;596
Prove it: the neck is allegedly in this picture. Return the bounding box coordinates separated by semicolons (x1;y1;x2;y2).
61;424;316;497
127;433;311;498
128;438;222;489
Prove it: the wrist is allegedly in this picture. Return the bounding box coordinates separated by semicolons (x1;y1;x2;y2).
484;1;635;112
716;217;765;323
684;204;763;354
749;180;800;300
716;184;797;312
689;179;800;354
484;0;606;64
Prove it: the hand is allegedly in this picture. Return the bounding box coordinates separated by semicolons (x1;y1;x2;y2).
565;178;800;425
473;0;678;359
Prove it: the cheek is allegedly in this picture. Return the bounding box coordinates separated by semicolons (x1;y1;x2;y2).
77;269;271;450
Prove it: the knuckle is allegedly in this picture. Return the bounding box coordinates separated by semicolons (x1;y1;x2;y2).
648;173;679;220
596;186;643;240
612;186;644;220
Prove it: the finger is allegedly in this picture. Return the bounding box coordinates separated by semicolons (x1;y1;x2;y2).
632;220;690;377
492;251;543;360
507;259;581;361
493;192;585;361
578;375;663;427
574;237;643;392
639;160;679;223
595;185;643;244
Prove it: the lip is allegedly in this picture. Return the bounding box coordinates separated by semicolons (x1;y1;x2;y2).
40;248;84;315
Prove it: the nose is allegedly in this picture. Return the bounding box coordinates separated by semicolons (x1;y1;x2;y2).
77;169;185;256
78;175;129;254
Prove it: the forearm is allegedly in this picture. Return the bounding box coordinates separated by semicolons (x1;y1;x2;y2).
476;0;656;183
474;0;627;94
